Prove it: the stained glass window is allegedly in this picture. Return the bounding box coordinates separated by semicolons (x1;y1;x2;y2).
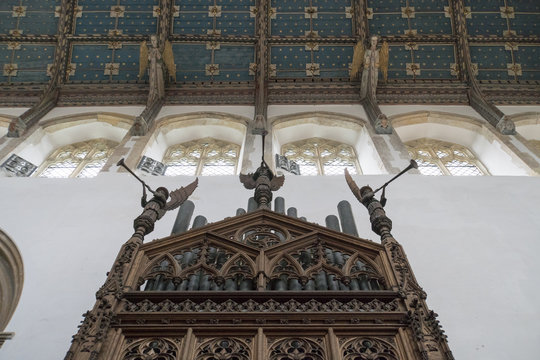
406;138;488;176
37;139;117;178
163;138;240;176
281;138;360;176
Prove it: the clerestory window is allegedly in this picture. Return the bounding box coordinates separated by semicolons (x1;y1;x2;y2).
162;137;240;176
37;139;117;178
281;138;360;176
406;138;488;176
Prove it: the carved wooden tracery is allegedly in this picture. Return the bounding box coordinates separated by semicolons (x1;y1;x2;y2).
268;337;325;360
66;209;453;360
123;338;179;360
342;337;399;360
194;338;251;360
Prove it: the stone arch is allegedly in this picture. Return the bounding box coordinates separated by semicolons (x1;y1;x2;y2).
391;110;532;175
270;111;385;174
9;112;132;170
0;228;23;347
143;112;249;167
511;112;540;156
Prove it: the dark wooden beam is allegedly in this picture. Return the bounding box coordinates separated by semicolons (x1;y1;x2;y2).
254;0;269;120
131;0;175;136
451;0;516;134
7;0;75;137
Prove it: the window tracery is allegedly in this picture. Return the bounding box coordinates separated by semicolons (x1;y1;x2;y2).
162;138;240;176
194;338;251;360
341;337;398;360
406;138;487;176
268;338;325;360
123;338;178;360
37;139;117;178
281;138;360;176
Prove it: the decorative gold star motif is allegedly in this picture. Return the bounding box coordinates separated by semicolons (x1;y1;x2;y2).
12;6;26;17
205;64;220;76
3;64;18;76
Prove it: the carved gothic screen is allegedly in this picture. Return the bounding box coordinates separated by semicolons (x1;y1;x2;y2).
67;210;451;360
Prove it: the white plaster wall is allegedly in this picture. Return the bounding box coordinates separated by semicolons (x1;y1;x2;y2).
268;104;367;120
498;105;540;115
14;122;128;166
0;127;7;138
157;106;254;120
382;105;484;120
144;124;246;161
0;174;539;360
41;106;145;121
0;108;30;117
395;123;529;175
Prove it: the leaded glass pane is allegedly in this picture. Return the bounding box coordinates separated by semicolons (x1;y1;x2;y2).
281;138;360;176
416;159;444;176
406;138;487;176
162;138;240;176
445;159;483;176
39;160;78;178
37;139;117;178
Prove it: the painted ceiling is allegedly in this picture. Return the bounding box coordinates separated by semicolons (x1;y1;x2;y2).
0;0;538;101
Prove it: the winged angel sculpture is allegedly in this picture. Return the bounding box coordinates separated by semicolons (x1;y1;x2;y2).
139;35;176;103
240;161;284;209
350;35;389;100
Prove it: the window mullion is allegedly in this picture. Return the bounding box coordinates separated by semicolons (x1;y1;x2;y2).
315;145;324;175
196;144;206;176
71;147;95;178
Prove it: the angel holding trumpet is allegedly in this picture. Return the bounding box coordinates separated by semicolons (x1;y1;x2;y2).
139;35;176;103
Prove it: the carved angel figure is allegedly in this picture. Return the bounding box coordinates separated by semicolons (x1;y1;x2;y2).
240;161;284;209
350;36;389;99
135;178;198;235
139;35;176;103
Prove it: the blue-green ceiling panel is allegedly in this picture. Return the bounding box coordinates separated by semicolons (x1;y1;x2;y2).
470;45;512;80
1;44;55;83
0;0;60;35
173;43;254;82
75;0;158;35
270;45;353;79
367;0;402;13
69;43;140;82
388;44;455;80
465;0;540;37
270;0;352;38
173;0;255;36
368;14;409;36
368;0;451;35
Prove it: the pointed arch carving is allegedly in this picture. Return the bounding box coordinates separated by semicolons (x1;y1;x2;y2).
143;254;178;277
122;338;179;360
341;337;399;360
220;253;256;278
194;337;251;360
268;337;326;360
